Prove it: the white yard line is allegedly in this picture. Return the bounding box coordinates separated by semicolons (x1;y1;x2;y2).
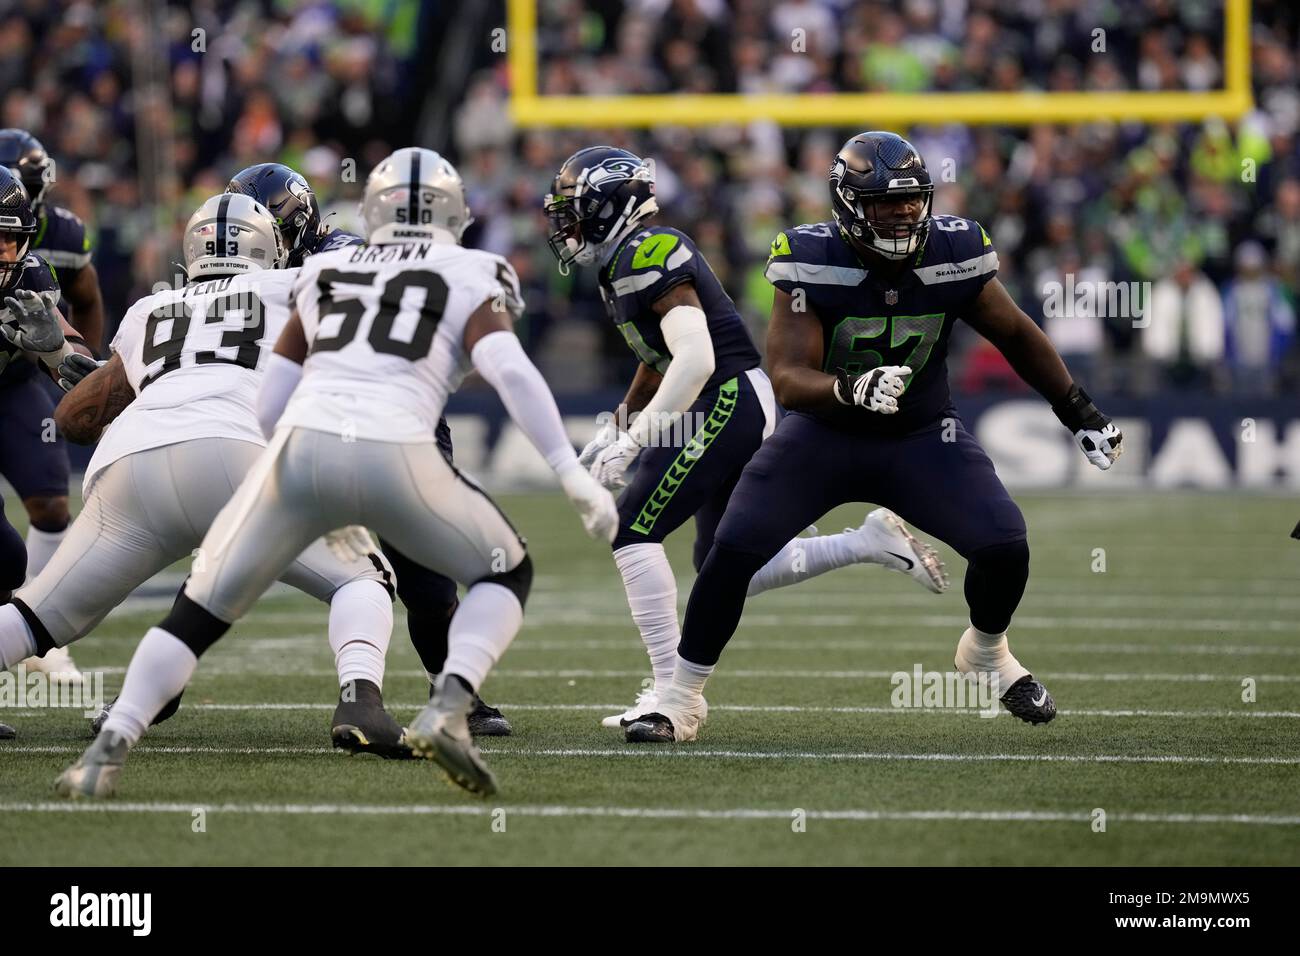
0;801;1296;826
6;745;1298;765
85;702;1300;719
75;666;1300;682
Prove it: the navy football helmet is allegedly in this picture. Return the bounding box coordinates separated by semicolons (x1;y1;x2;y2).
544;146;657;273
225;163;321;265
0;166;38;291
0;129;53;211
830;132;934;261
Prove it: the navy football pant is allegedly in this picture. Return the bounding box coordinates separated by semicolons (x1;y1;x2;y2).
0;495;26;597
0;374;71;505
680;412;1029;666
379;415;461;678
612;372;771;568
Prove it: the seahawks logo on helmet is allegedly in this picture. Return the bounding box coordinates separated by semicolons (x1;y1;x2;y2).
583;157;651;191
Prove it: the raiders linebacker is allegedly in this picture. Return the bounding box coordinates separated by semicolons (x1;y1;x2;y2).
653;131;1125;743
226;162;511;736
55;148;618;799
0;193;409;756
544;146;948;735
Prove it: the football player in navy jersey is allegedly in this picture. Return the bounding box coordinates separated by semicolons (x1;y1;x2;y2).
546;146;949;734
225;162;511;736
0;130;105;683
0;165;97;736
637;132;1125;742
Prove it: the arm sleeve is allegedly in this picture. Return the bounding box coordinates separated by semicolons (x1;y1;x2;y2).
257;352;303;439
626;304;715;447
470;330;578;472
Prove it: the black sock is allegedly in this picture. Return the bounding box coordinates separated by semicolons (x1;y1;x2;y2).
678;544;768;667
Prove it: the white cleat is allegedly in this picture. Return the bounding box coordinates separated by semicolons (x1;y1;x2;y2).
21;646;84;686
405;673;498;796
54;731;129;799
601;687;657;728
857;508;948;593
601;686;709;729
623;685;708;743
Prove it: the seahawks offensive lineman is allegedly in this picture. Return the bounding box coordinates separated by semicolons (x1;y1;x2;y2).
544;146;947;734
0;193;408;756
0;129;107;683
56;149;618;798
226;163;511;736
0;166;100;738
638;131;1124;743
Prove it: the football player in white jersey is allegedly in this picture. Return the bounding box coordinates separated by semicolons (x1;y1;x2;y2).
0;193;411;757
55;148;618;799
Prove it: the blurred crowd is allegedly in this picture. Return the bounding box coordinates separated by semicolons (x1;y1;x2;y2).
4;0;1299;397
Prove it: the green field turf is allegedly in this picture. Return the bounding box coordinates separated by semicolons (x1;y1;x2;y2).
2;491;1298;866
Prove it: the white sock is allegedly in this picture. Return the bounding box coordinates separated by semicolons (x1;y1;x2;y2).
24;526;66;581
101;627;198;745
328;579;393;689
442;582;522;692
0;603;36;670
612;543;679;692
746;530;867;596
671;654;714;697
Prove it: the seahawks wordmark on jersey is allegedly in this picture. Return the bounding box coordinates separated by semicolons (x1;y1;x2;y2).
599;225;759;387
765;214;998;435
84;268;300;493
282;239;521;444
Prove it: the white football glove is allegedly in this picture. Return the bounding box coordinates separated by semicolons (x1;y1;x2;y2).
1052;385;1123;471
1;289;67;366
1074;423;1124;471
589;431;642;492
577;419;619;470
324;526;375;563
834;364;911;414
558;461;619;543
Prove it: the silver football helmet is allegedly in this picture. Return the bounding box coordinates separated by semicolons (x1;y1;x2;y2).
361;147;473;245
183;193;287;280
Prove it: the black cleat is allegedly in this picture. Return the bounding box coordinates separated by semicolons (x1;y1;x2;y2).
332;679;414;759
467;698;512;737
624;712;676;743
90;691;184;736
0;721;15;740
427;682;512;737
1000;675;1056;724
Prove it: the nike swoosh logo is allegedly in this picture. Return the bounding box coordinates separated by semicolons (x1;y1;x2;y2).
1032;691;1048;707
885;551;914;571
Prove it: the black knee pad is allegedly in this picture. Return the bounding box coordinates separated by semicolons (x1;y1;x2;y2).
159;592;232;658
12;597;56;656
474;552;533;609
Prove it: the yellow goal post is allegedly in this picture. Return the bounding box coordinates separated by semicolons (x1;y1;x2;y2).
506;0;1252;127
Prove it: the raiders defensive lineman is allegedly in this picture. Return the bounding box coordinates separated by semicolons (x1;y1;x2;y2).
0;193;408;757
544;146;947;735
56;148;618;799
226;162;511;736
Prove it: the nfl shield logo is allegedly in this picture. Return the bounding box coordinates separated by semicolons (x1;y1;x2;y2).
885;289;898;305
